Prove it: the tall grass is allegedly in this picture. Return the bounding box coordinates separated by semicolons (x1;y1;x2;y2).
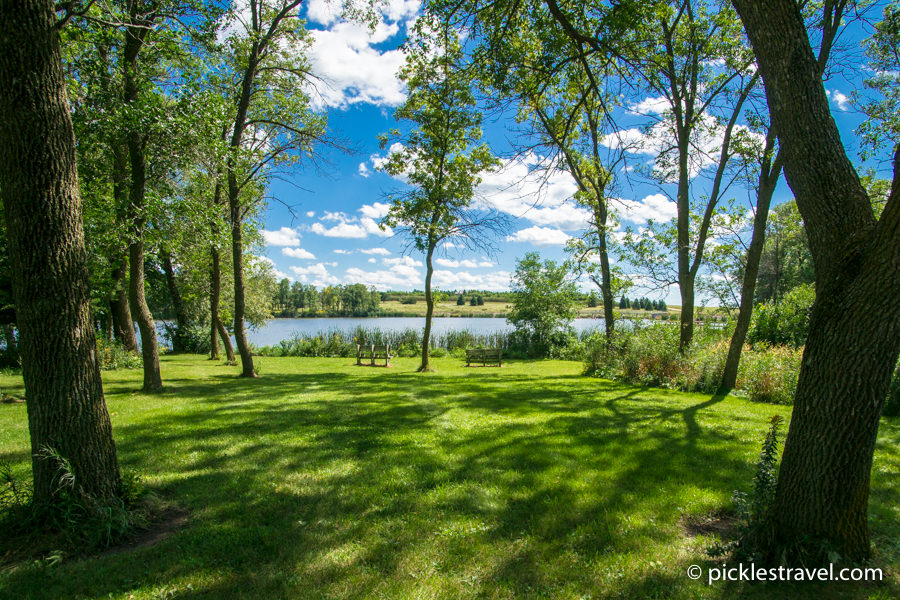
584;320;803;404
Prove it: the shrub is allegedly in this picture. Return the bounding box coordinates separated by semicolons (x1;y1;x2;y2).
95;338;142;371
748;283;814;347
736;345;802;405
400;297;417;305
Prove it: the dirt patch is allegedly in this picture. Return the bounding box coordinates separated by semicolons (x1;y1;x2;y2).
97;507;190;558
681;509;740;539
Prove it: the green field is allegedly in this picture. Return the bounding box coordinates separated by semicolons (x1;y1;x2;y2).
1;356;897;599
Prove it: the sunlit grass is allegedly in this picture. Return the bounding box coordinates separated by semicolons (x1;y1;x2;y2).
0;355;897;599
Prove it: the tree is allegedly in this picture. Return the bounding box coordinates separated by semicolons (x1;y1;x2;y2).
0;0;120;503
220;0;327;377
380;14;504;372
457;294;465;306
507;252;577;356
732;0;900;563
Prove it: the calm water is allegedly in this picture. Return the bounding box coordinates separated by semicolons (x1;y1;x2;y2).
150;316;608;348
246;317;608;347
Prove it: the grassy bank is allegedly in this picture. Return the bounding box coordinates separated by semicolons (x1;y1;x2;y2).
1;356;897;599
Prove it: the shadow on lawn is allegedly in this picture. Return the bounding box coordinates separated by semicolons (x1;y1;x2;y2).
1;363;881;600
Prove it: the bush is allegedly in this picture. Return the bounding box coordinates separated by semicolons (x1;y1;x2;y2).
400;297;417;305
162;323;211;354
748;283;814;347
736;345;802;405
584;320;801;404
95;338;142;371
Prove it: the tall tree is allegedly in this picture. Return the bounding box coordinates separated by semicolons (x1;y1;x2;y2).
220;0;326;377
732;0;900;563
0;0;121;503
379;15;503;372
507;252;578;356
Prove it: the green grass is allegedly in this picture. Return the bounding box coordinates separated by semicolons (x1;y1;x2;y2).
0;355;897;600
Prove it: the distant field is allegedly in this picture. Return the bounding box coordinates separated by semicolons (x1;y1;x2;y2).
1;355;896;599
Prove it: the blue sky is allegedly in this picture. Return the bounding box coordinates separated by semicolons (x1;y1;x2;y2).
256;0;889;304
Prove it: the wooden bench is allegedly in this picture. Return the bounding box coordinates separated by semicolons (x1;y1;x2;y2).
465;348;502;367
356;343;392;366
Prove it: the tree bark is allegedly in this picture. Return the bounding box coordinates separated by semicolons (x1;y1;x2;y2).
229;190;256;377
209;245;221;360
0;0;121;503
217;315;236;364
733;0;900;563
109;258;137;351
419;241;436;372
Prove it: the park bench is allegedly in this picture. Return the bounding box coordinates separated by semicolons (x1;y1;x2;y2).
465;348;502;367
356;343;392;367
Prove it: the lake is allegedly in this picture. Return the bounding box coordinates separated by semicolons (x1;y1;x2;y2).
151;316;609;348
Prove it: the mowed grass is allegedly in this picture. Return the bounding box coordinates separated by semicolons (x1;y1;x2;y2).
0;355;897;600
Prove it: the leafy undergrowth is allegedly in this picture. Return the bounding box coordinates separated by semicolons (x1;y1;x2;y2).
0;355;897;600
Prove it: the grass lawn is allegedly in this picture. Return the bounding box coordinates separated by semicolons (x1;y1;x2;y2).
0;355;897;599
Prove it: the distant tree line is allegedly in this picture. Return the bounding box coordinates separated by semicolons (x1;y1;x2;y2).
617;297;668;311
273;280;380;317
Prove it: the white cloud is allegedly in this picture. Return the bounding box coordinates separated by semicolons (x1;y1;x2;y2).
333;249;352;254
290;263;340;287
305;211;316;218
262;226;301;247
310;211;392;239
432;270;512;291
361;247;391;255
368;257;376;263
359;202;391;219
827;89;851;111
358;162;371;177
476;154;587;230
282;247;316;260
506;226;571;246
628;96;669;115
617;193;678;224
306;14;413;109
344;259;422;289
311;221;368;238
435;258;494;268
384;256;422;267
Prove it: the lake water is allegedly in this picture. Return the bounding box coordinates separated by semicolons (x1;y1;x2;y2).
151;316;609;348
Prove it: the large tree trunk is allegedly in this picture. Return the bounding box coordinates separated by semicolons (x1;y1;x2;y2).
721;141;781;391
0;0;121;503
419;242;436;372
161;250;189;353
733;0;900;563
109;258;137;351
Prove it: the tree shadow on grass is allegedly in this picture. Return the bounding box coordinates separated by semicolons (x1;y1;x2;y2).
1;361;894;600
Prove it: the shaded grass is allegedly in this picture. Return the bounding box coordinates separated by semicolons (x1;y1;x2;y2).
0;355;896;599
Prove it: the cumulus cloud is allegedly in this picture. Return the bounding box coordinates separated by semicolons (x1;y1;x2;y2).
290;263;340;287
506;226;571;246
262;226;301;247
475;154;587;230
827;89;851;111
310;212;392;238
282;247;316;260
305;0;419;109
361;247;391;255
628;95;670;115
359;202;391;219
432;270;512;291
333;249;352;254
384;256;422;267
617;193;678;224
435;258;494;268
